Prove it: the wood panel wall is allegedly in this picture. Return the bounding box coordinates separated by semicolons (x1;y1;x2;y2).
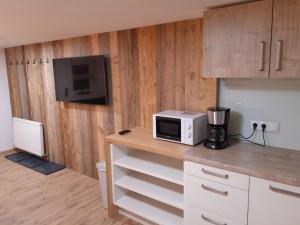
5;18;217;178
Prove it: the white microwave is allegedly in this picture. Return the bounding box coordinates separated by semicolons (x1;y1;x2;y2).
153;110;208;145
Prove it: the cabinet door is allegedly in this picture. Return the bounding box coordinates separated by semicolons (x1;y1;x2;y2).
249;177;300;225
270;0;300;77
203;0;273;78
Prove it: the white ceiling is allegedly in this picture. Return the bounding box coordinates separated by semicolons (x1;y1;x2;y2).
0;0;244;48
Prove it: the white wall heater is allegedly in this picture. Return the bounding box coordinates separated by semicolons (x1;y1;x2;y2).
13;117;46;157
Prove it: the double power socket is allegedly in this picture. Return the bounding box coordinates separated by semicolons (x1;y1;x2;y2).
250;120;279;133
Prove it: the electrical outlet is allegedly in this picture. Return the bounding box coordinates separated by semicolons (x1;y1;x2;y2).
250;120;279;132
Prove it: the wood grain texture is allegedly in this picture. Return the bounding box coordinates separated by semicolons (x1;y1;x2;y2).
185;141;300;187
5;18;216;178
270;0;300;77
203;0;273;78
105;127;191;160
5;47;30;119
0;154;136;225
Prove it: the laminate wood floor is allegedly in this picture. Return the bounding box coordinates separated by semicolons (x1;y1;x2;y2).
0;153;135;225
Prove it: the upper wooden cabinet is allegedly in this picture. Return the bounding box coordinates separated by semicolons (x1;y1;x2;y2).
270;0;300;78
203;0;273;78
204;0;300;78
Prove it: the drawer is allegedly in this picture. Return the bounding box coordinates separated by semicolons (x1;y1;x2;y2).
185;174;248;224
185;204;244;225
184;161;249;190
249;177;300;225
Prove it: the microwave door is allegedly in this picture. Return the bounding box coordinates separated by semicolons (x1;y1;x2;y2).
156;117;181;142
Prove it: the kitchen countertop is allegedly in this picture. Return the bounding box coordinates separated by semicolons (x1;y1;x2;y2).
105;127;300;187
185;142;300;187
105;127;191;160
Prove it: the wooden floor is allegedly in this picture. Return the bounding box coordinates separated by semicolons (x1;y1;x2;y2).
0;153;134;225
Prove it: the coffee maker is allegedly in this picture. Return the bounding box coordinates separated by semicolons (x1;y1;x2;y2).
204;107;230;150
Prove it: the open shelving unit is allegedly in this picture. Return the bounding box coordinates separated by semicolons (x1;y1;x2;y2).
115;172;184;209
115;193;183;225
114;151;184;185
111;144;184;225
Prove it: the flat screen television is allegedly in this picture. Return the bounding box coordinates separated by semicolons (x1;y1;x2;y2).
53;55;109;105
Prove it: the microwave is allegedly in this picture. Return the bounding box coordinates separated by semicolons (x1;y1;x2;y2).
153;110;208;145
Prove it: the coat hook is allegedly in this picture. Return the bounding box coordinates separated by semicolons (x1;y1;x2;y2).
21;60;24;65
46;58;50;63
10;60;13;65
27;60;30;64
33;59;36;64
39;58;43;64
15;60;18;65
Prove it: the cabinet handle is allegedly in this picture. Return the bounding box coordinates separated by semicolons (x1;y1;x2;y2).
269;185;300;198
259;42;265;71
201;184;228;196
275;40;283;71
201;214;227;225
202;168;229;179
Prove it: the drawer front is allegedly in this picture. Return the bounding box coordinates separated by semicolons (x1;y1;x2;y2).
249;177;300;225
185;204;244;225
185;174;248;224
184;161;249;190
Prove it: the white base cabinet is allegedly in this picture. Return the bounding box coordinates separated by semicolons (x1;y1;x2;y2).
185;204;243;225
184;161;300;225
184;162;249;225
248;177;300;225
185;175;248;224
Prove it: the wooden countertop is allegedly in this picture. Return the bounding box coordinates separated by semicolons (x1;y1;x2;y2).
105;127;300;187
105;127;190;160
186;142;300;187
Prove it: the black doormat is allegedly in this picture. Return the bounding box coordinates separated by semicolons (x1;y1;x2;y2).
5;152;65;175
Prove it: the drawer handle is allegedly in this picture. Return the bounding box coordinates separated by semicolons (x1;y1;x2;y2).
269;185;300;198
202;168;229;179
275;40;283;71
201;184;228;196
201;214;227;225
259;41;265;71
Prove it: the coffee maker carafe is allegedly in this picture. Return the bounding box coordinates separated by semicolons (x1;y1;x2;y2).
204;107;230;150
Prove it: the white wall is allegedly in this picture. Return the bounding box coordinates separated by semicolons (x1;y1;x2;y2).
219;79;300;151
0;48;14;151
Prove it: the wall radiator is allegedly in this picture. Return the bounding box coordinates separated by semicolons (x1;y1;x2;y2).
13;117;46;157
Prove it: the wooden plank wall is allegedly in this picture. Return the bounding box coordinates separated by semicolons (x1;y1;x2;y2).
5;18;217;178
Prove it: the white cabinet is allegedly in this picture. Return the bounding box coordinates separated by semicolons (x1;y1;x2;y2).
249;177;300;225
185;175;248;224
184;162;249;225
185;204;243;225
185;162;300;225
184;161;249;190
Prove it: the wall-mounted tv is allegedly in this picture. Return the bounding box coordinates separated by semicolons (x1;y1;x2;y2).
53;55;109;105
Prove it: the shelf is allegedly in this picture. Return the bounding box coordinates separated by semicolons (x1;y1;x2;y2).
115;193;183;225
115;172;184;210
113;151;183;185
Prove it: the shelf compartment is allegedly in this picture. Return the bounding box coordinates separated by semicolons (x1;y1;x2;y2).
113;151;183;185
115;172;184;210
115;192;183;225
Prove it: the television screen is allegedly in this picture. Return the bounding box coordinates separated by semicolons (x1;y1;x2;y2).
53;55;108;105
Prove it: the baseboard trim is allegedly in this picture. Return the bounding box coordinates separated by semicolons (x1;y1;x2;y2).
0;148;18;156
